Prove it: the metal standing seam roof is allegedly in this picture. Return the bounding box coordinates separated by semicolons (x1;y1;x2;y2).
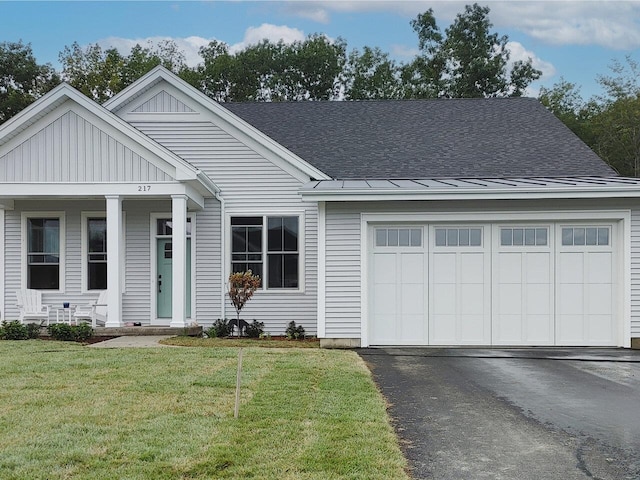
223;98;617;180
300;176;640;199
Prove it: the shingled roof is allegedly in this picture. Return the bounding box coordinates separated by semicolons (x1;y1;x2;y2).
223;97;616;180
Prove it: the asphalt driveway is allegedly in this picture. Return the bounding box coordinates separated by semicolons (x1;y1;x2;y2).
359;348;640;480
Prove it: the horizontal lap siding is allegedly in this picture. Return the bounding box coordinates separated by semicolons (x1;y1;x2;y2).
631;209;640;336
4;200;106;321
195;198;222;323
325;205;361;338
130;121;317;334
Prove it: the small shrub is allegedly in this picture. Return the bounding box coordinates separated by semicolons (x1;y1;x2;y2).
244;320;264;338
25;322;41;339
206;318;232;338
48;323;94;342
285;321;306;340
0;320;29;340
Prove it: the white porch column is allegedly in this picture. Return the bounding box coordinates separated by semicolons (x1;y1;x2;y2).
105;195;122;327
170;194;188;327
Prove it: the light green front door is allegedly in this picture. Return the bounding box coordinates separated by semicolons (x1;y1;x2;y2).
156;238;191;319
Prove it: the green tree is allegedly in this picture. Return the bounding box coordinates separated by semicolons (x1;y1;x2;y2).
345;46;402;100
405;4;541;98
0;41;59;123
591;57;640;176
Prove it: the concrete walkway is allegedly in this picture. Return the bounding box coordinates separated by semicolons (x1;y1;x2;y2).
88;335;176;348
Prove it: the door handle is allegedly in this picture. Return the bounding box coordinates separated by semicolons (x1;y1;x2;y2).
158;276;162;293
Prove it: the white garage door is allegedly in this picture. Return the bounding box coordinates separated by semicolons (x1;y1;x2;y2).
369;222;618;346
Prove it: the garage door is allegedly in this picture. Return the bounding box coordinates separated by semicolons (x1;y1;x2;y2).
369;222;618;346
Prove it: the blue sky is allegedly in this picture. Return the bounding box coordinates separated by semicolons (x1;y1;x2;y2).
2;1;640;99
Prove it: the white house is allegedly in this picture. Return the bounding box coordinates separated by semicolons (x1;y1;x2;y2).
1;66;639;348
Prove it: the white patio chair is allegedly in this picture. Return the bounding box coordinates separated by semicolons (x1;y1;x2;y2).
16;289;51;325
73;291;108;328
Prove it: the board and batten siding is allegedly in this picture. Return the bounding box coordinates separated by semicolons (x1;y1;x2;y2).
324;204;362;338
132;91;195;113
128;120;318;334
0;111;172;183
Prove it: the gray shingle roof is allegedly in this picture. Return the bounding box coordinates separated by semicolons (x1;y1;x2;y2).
223;98;616;180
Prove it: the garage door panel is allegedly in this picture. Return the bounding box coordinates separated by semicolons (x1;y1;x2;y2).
558;315;585;343
526;315;554;343
528;284;551;314
526;253;551;283
431;314;455;343
433;283;456;314
460;314;486;342
587;315;614;342
559;253;584;283
374;253;397;283
401;283;425;315
374;284;396;314
587;252;612;283
498;253;522;283
401;253;425;281
559;284;583;314
587;284;611;314
433;254;456;283
460;284;486;314
460;254;485;283
494;315;522;342
498;284;522;314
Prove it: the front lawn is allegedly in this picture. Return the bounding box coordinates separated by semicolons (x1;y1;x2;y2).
0;341;408;479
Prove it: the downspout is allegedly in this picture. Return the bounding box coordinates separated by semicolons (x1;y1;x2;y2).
215;190;226;320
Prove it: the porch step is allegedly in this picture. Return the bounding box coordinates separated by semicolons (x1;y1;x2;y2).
92;326;202;337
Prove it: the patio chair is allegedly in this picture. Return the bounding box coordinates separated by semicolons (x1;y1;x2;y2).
73;290;108;327
16;289;51;324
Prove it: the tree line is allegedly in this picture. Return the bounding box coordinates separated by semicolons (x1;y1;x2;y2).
1;3;638;176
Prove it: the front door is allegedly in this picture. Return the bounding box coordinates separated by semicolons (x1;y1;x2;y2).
156;238;191;319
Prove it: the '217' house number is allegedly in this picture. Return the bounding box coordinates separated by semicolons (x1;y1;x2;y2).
137;185;152;192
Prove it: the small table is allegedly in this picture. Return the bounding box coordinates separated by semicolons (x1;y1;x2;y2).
56;307;74;325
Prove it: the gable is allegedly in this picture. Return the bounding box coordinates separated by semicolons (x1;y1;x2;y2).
132;90;195;113
0;106;173;183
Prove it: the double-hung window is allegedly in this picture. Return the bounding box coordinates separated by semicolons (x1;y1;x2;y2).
26;217;61;289
231;215;300;289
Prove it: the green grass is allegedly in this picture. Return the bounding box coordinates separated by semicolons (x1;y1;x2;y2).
161;336;320;348
0;341;408;480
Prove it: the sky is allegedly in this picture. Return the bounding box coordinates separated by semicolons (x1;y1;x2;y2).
2;0;640;99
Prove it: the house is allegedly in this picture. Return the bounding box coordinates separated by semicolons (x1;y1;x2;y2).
0;66;639;348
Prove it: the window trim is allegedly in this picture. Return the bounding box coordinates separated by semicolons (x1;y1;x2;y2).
21;212;65;292
227;210;305;293
81;212;126;294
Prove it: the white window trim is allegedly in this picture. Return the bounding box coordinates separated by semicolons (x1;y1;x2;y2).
150;212;196;324
21;211;66;293
226;209;306;294
81;211;126;294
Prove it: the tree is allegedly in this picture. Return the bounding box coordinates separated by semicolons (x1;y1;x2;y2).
591;57;640;176
406;4;541;98
0;41;59;123
59;40;188;103
227;271;261;337
345;46;402;100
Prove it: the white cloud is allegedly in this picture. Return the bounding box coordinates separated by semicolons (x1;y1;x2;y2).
390;44;420;59
97;24;307;68
229;24;306;53
283;1;640;50
506;41;555;79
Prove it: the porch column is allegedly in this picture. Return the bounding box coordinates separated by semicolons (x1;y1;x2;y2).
170;194;188;327
105;195;122;327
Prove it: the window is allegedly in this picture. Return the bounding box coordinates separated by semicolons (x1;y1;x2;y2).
375;228;422;247
231;215;300;289
562;227;609;246
501;227;548;246
435;228;482;247
87;218;107;290
27;217;60;289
